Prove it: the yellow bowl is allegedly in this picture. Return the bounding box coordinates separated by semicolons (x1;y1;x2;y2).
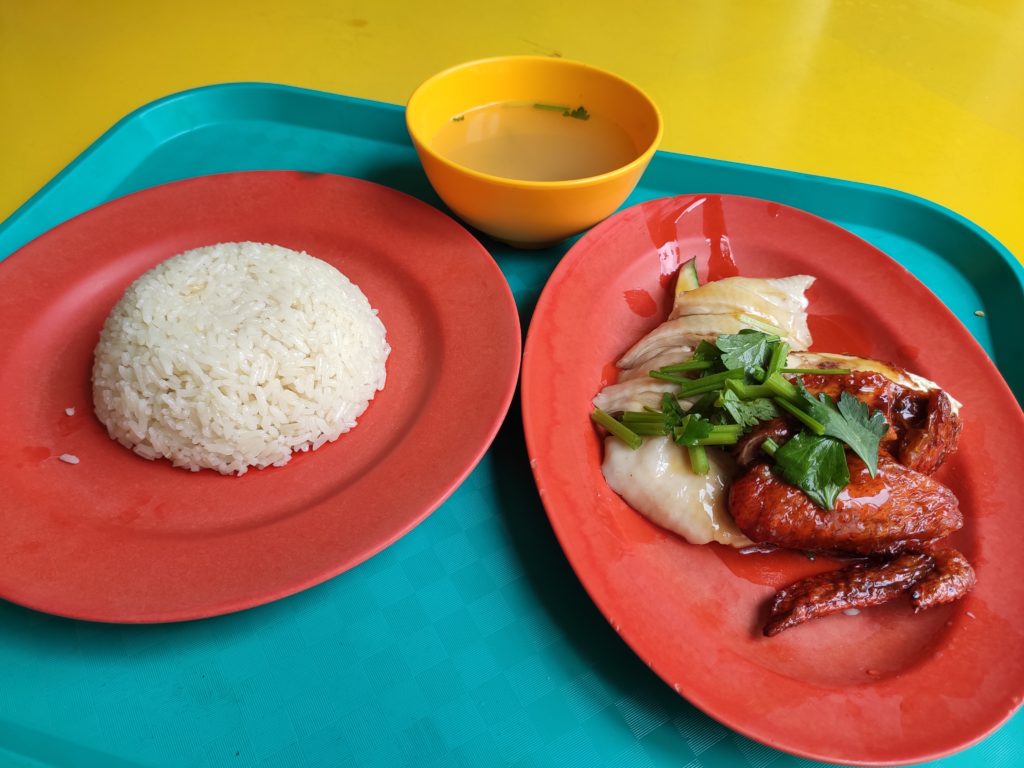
406;56;663;248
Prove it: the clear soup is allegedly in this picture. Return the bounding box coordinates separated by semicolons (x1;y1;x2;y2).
431;101;638;182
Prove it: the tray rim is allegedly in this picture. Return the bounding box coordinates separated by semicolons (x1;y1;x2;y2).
2;81;1022;298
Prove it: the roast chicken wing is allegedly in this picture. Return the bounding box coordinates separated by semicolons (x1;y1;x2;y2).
800;370;962;474
910;548;976;611
764;552;935;636
730;447;973;635
729;453;962;556
761;546;975;636
898;389;963;475
732;371;962;477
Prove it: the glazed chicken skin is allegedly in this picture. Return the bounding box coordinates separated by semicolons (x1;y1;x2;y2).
898;388;963;475
732;370;962;477
732;370;962;473
729;453;962;556
764;552;935;637
727;369;974;635
799;370;962;475
763;547;976;635
910;548;976;611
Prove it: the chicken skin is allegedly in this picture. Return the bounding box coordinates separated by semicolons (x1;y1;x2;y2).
760;547;976;635
732;371;962;476
910;548;976;611
800;371;962;475
729;445;972;635
729;453;962;556
897;389;963;475
764;552;935;636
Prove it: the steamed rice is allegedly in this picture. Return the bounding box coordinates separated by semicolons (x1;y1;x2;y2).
92;242;390;475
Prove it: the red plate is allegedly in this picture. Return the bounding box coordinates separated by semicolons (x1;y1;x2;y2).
521;194;1024;765
0;171;520;623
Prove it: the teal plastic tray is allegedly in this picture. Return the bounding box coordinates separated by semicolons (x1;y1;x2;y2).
0;83;1021;768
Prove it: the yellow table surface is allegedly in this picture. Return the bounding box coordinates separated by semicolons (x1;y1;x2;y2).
2;0;1023;263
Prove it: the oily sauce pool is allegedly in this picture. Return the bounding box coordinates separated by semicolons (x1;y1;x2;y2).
431;101;638;182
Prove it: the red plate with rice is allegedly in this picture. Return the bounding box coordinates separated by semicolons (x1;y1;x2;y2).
0;171;521;622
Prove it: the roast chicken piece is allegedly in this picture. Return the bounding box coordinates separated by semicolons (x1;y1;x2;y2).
799;370;962;475
910;548;976;610
764;552;935;637
731;371;962;476
897;388;963;476
730;447;974;635
762;547;976;635
786;352;957;401
799;370;918;443
729;453;962;556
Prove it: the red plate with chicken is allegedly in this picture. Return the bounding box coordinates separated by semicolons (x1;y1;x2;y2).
521;194;1024;765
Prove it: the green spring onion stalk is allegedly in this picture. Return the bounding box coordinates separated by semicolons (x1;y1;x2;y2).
765;341;791;380
697;432;742;446
673;423;742;446
657;360;715;373
677;368;745;397
774;397;827;435
628;423;670;436
620;411;666;423
781;367;853;375
725;379;775;400
649;370;692;384
591;408;642;449
764;372;800;402
687;445;710;474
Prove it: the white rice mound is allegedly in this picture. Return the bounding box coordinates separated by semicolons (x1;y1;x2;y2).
92;242;390;476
